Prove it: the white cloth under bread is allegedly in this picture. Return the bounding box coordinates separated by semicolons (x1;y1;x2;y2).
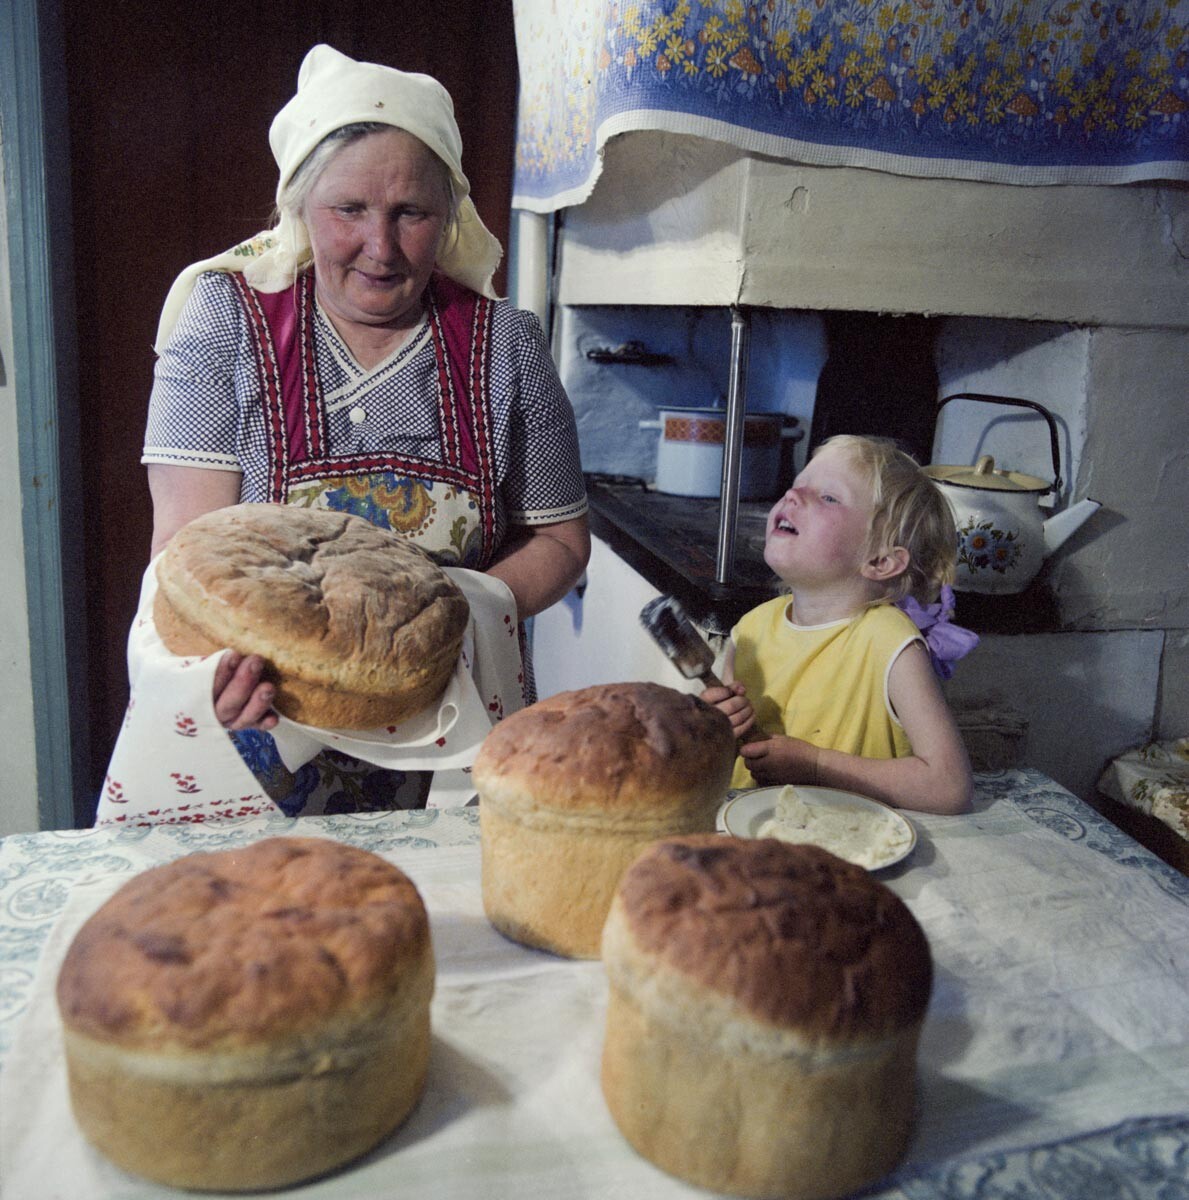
95;559;522;826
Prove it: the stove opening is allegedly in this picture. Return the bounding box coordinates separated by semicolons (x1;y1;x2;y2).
806;311;941;467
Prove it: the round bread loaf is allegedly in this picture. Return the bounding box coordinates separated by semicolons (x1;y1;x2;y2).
153;503;470;729
474;681;735;958
600;836;933;1200
56;837;434;1192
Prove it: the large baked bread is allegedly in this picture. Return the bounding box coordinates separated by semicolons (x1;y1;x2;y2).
601;836;933;1199
56;837;434;1192
474;681;735;958
153;503;470;729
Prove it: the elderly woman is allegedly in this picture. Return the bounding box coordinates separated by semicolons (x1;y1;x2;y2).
140;45;588;812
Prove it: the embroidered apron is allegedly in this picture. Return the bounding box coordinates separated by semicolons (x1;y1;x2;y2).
235;269;499;561
228;269;504;812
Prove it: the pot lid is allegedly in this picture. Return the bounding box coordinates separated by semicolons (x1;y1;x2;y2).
924;455;1049;493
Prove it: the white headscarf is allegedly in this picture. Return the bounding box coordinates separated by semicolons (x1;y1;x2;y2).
154;44;503;352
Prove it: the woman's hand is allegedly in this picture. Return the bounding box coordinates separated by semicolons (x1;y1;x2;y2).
699;681;757;738
738;734;820;787
213;652;278;732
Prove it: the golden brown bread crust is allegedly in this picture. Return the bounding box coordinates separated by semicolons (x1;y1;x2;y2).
475;683;736;958
61;1020;429;1193
600;835;932;1199
57;836;431;1048
472;681;736;819
153;503;470;729
613;835;932;1039
56;837;434;1191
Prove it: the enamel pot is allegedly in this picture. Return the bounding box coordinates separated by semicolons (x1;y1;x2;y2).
638;407;800;501
923;394;1100;595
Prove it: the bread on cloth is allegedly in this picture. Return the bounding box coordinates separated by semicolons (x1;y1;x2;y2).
55;836;434;1192
153;503;470;729
600;835;933;1200
473;681;734;958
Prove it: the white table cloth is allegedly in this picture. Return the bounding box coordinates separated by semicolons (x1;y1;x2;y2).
2;770;1187;1199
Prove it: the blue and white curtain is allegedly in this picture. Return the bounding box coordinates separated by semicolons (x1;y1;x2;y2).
513;0;1189;210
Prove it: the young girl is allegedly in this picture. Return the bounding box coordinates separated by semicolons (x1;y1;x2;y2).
702;434;976;815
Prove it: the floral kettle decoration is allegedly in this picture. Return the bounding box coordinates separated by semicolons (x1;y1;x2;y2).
923;394;1101;596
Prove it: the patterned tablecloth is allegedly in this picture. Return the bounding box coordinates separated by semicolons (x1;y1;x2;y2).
1;770;1187;1199
513;0;1189;210
1098;736;1189;848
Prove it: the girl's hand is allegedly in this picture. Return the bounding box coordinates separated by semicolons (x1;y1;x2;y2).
213;651;278;732
738;734;820;786
699;681;757;738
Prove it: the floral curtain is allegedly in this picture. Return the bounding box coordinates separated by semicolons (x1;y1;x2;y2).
513;0;1189;210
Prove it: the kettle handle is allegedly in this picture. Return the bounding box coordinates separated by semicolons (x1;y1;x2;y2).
937;393;1061;495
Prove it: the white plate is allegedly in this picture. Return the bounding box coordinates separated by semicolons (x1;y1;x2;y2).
716;786;917;871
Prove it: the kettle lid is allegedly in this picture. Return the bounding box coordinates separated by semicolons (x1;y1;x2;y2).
924;455;1048;494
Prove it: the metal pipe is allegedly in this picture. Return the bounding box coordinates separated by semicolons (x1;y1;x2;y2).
715;306;751;583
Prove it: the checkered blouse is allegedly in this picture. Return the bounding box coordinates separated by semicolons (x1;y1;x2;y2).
144;271;587;536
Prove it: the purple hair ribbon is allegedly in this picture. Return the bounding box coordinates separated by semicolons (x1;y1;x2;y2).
897;585;980;681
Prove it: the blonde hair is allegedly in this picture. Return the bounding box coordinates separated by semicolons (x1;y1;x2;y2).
816;434;957;604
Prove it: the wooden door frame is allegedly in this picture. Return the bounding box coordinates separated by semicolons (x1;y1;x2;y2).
1;0;90;829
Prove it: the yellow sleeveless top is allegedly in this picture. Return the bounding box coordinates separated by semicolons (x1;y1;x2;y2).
729;596;922;789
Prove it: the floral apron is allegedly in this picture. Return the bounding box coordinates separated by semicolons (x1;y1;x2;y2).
227;269;502;812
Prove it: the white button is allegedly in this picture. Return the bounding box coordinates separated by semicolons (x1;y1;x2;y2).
349;406;366;424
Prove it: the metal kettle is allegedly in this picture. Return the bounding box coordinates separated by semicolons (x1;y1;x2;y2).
923;394;1101;595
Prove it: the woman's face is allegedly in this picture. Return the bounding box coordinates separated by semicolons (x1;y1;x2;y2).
303;128;450;337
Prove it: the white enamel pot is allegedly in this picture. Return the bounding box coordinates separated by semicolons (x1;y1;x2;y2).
639;407;798;501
